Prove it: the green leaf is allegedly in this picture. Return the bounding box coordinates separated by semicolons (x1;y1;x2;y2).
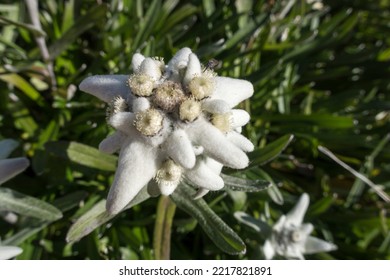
0;187;62;221
221;174;271;192
307;196;335;217
48;4;107;58
250;134;294;166
2;191;87;246
223;14;267;50
132;0;161;50
66;187;150;243
171;183;246;255
45;141;117;171
0;15;46;37
234;211;271;235
0;73;45;106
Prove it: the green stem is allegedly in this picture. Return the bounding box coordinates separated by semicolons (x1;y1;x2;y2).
153;195;176;260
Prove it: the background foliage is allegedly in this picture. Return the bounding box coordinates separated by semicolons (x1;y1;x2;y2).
0;0;389;260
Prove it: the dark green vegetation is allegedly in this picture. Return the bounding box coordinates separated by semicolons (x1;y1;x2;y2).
0;0;389;260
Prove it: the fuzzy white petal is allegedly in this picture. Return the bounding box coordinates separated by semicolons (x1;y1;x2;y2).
227;132;254;152
131;53;145;72
183;53;202;86
193;188;210;200
285;246;305;260
106;140;159;215
193;146;204;155
79;75;130;103
158;181;179;196
285;193;309;227
108;112;137;136
203;157;223;174
273;215;287;232
211;77;254;108
300;223;314;236
132;97;150;113
303;236;337;254
139;58;161;81
98;131;126;154
163;129;196;169
202;99;231;114
231;109;250;128
263;239;275;260
186;160;224;191
167;47;192;72
0;158;29;185
0;246;22;260
186;118;249;169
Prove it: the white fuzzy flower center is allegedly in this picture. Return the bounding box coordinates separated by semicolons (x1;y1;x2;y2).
188;71;215;100
152;81;185;112
211;113;232;133
128;73;155;97
179;99;202;122
134;108;163;136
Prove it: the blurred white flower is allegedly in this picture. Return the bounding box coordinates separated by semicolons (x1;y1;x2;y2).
80;48;254;215
0;245;22;260
235;193;337;259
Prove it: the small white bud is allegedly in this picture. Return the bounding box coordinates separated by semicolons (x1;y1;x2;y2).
152;81;185;112
106;96;128;120
128;73;155;97
211;112;232;133
188;70;216;100
155;159;182;195
134;108;163;136
179;99;202;122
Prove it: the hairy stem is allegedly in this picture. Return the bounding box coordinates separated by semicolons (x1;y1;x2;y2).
153;195;176;260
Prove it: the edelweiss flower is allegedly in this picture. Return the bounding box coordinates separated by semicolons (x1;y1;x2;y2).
235;193;337;259
79;48;254;215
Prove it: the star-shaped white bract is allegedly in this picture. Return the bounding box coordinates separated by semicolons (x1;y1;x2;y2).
79;47;254;215
235;193;337;259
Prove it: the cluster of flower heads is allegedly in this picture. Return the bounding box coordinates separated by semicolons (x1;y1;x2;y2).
235;193;337;259
80;48;254;215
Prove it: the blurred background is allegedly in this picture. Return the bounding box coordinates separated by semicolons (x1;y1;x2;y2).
0;0;389;259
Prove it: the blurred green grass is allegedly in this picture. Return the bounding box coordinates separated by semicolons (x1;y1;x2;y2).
0;0;389;259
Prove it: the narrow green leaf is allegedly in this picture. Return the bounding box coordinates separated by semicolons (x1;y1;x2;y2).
48;5;107;58
0;73;44;106
132;0;161;50
0;187;62;221
45;141;117;171
171;183;246;255
2;191;87;246
234;211;272;235
66;187;150;243
250;134;294;166
222;14;268;52
307;196;335;217
0;15;46;37
221;174;271;192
